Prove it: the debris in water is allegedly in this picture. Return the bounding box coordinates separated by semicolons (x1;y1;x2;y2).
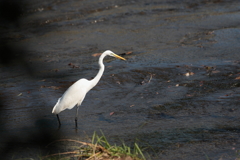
141;73;154;85
92;53;102;57
119;51;133;56
41;85;61;90
185;72;194;76
68;63;79;68
235;76;240;80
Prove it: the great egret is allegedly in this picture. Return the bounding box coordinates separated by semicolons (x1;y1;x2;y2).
52;50;126;127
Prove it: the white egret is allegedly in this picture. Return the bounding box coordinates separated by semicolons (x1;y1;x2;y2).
52;50;126;127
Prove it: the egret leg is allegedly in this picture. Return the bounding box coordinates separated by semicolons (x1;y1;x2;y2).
75;106;79;128
57;114;61;126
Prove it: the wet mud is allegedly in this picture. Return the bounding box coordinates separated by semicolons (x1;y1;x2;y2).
0;0;240;159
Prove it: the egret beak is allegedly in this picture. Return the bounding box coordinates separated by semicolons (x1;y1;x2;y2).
113;54;126;61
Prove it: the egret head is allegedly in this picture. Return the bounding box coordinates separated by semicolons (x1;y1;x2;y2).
103;50;126;61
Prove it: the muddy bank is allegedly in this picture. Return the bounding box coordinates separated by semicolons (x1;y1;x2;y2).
0;0;240;159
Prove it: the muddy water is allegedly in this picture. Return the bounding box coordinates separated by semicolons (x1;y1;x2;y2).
0;0;240;159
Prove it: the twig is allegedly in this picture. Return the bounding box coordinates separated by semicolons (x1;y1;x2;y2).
46;139;111;156
47;139;100;148
42;151;78;159
148;74;153;83
85;152;101;160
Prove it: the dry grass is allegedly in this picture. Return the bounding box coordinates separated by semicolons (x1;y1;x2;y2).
43;132;146;160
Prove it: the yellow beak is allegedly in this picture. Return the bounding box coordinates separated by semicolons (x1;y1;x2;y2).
113;54;126;61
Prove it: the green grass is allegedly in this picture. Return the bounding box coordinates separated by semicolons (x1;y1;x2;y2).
43;131;146;160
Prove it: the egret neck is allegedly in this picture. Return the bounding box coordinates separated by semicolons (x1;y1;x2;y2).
89;52;106;89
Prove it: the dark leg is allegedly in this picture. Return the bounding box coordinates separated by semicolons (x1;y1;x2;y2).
75;106;79;128
75;117;78;128
57;114;61;126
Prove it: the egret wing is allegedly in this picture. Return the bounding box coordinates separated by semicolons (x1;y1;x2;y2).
52;79;89;114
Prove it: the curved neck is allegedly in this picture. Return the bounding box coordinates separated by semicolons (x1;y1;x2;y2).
90;53;106;88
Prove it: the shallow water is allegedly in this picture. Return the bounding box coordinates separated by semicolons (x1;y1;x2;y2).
0;0;240;159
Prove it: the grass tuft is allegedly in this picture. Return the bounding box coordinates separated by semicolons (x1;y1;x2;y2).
43;132;146;160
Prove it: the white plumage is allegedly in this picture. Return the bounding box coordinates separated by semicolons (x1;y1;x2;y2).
52;50;126;127
52;79;89;114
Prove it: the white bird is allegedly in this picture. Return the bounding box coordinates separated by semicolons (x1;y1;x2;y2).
52;50;126;127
